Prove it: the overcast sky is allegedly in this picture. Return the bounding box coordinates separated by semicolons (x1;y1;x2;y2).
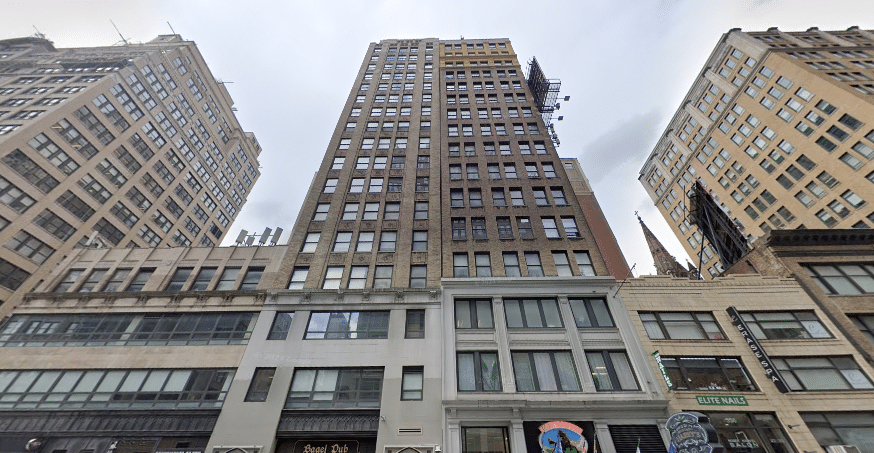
4;0;874;276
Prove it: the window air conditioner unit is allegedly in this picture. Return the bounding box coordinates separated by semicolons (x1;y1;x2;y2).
826;446;861;453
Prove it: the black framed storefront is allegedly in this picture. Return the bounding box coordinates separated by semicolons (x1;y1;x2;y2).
0;411;217;453
275;410;380;453
701;412;795;453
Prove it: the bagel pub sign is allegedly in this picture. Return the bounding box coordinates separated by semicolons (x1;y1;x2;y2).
291;440;358;453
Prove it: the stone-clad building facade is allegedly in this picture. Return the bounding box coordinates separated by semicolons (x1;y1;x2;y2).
0;35;261;313
640;27;874;278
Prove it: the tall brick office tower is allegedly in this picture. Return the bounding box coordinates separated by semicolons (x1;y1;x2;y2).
0;38;669;453
276;38;626;289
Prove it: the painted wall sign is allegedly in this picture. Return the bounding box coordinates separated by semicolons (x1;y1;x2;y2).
695;395;748;406
652;350;674;391
537;421;588;453
291;441;359;453
726;306;790;393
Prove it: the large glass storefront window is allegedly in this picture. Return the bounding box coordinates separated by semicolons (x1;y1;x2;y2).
802;412;874;453
708;412;795;453
462;427;510;453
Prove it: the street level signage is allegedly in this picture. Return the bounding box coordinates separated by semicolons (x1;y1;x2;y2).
695;395;748;406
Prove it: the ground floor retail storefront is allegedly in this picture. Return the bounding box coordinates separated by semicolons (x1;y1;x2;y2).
686;412;795;453
0;411;217;453
446;403;669;453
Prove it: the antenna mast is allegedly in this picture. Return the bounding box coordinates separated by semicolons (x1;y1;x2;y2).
110;20;129;45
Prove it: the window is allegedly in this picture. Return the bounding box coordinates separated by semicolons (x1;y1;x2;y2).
305;311;389;339
775;356;873;390
218;267;242;290
239;267;264;290
801;412;874;449
401;366;423;400
462;427;510;453
661;357;757;391
414;201;428;220
452;218;467;240
504;163;517;178
843;189;866;208
333;232;353;252
474;253;491;277
552;188;567;205
76;269;106;292
369;177;384;193
542;217;560;238
379;231;397;251
503;252;521;277
373;265;393;288
851;315;874;344
324;178;338;193
268;312;294;340
322;266;344;289
741;311;831;339
0;368;234;409
510;188;524;206
586;351;639;391
457;352;501;392
469;189;483;207
409;265;427;288
455;299;493;328
286;368;382;408
806;263;874;294
492;188;507;206
5;231;53;264
562;217;580;238
301;232;320;253
405;310;425;338
640;312;725;340
517;217;534;239
164;267;192;291
453;252;469;277
467;164;479;180
121;268;153;292
504;298;562;328
533;188;548;206
191;267;216;291
569;298;614;327
512;351;580;391
101;268;130;292
450;165;462;181
245;367;276;402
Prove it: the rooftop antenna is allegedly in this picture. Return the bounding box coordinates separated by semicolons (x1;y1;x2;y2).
167;22;177;35
110;20;129;45
32;26;46;40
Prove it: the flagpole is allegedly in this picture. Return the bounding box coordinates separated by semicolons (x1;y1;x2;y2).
636;437;641;453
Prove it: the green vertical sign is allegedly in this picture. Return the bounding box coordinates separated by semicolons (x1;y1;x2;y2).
652;350;674;391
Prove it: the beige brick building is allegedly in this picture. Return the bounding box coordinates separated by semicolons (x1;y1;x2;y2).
640;27;874;278
0;35;261;313
621;274;874;453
